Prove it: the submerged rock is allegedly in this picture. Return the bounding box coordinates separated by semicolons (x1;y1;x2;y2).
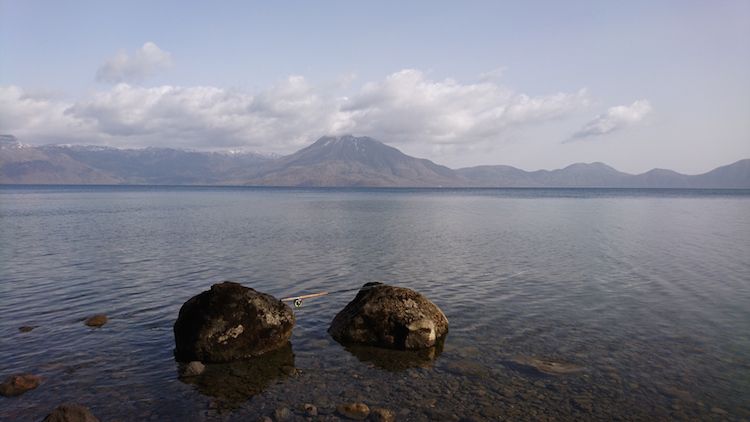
18;325;37;333
42;404;100;422
508;356;584;376
173;281;295;362
0;373;42;397
328;282;448;350
84;314;108;327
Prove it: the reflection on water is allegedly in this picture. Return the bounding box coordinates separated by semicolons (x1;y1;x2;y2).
342;337;445;372
179;343;295;405
1;186;749;421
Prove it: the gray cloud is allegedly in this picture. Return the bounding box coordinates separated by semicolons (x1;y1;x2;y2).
96;42;172;83
1;69;590;153
567;99;652;142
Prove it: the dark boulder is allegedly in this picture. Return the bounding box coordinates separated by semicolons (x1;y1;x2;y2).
42;404;100;422
174;281;295;362
328;282;448;350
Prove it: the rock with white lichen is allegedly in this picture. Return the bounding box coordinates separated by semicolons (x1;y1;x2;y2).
329;282;448;350
173;281;295;362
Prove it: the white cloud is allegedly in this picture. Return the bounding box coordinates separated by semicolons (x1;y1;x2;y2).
567;99;652;142
1;69;590;153
341;69;588;145
0;85;97;144
96;42;172;83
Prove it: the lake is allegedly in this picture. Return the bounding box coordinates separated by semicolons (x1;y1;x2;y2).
1;186;749;421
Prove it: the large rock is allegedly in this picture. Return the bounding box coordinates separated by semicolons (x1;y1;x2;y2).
174;281;295;362
328;282;448;350
42;404;100;422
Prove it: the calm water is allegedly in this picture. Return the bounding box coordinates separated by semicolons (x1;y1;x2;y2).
1;186;749;421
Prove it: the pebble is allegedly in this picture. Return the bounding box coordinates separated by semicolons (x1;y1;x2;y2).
281;366;298;376
336;402;370;420
571;396;593;413
369;407;395;422
303;403;318;416
84;314;108;327
274;407;291;421
711;407;728;415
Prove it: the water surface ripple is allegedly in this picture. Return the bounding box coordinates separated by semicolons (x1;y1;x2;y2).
1;186;749;421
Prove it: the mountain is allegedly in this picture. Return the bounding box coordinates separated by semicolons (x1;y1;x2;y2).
40;145;271;185
0;136;122;184
457;159;750;188
0;134;748;188
458;162;634;187
0;135;273;185
244;135;462;187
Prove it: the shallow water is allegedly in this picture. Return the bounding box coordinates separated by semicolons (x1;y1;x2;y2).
1;186;749;421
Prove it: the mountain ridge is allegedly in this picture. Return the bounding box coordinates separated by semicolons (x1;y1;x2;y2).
1;134;748;188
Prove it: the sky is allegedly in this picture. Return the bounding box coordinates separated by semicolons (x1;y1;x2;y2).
1;1;748;174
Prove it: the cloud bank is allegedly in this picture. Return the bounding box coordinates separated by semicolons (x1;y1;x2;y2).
1;69;589;153
568;99;651;142
96;42;172;83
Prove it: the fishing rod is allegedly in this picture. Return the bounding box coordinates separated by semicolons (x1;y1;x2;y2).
279;270;529;309
280;285;372;308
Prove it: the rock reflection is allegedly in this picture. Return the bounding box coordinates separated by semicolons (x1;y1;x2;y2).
341;337;445;372
178;342;295;404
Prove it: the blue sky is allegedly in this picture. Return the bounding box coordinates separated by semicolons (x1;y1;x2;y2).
1;0;748;173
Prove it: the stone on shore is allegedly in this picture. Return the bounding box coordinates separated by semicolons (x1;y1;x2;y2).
41;404;100;422
328;282;448;350
84;314;108;327
0;373;42;397
174;281;295;362
336;402;370;420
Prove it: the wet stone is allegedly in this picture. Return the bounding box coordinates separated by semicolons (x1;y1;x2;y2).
19;325;37;333
181;361;205;377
